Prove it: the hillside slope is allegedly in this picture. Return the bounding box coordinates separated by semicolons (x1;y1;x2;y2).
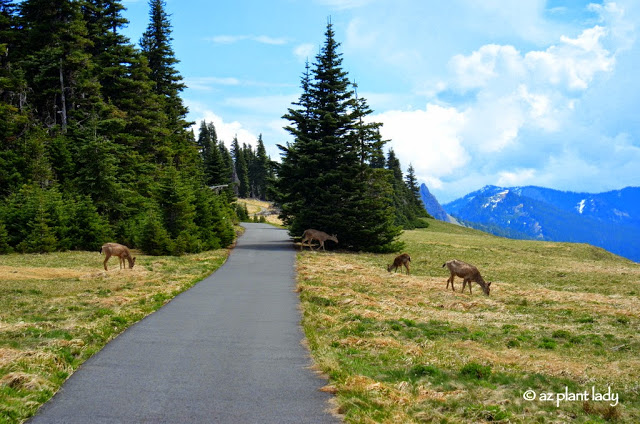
297;219;640;423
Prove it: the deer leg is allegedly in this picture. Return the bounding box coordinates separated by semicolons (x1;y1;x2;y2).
119;256;124;269
103;253;110;271
463;279;471;294
404;263;410;275
447;274;455;291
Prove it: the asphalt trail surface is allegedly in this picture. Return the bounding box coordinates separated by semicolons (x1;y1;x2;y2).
29;223;339;423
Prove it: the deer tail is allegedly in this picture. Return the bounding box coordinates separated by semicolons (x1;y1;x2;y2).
442;262;446;267
100;246;103;255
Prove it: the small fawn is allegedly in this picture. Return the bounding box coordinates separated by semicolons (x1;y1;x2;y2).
387;253;411;275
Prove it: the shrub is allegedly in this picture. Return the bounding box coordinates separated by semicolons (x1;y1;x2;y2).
139;208;172;255
0;221;12;254
538;337;557;349
460;362;492;380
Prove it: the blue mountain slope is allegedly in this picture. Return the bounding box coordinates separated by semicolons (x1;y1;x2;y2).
443;186;640;262
419;184;453;223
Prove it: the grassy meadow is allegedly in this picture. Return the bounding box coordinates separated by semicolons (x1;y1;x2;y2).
0;247;229;423
238;198;284;227
297;219;640;423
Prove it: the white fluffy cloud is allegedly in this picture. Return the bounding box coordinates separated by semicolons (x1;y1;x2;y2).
372;104;468;187
187;101;258;148
368;7;634;202
524;26;614;91
293;43;316;62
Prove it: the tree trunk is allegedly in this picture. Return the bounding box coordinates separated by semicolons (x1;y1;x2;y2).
59;60;67;131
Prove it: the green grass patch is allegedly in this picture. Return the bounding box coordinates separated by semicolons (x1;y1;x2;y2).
297;218;640;423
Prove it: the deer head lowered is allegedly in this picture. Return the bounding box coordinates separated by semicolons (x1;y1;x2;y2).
442;259;491;295
387;253;411;275
100;243;136;271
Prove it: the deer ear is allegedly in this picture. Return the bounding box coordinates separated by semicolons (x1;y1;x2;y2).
487;282;492;287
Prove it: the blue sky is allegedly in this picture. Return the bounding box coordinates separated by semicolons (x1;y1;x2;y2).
121;0;640;203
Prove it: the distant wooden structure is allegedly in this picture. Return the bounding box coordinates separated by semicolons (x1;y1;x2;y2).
209;184;229;193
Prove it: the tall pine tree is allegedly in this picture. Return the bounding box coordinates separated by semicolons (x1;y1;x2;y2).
139;0;192;166
231;136;250;198
276;21;401;252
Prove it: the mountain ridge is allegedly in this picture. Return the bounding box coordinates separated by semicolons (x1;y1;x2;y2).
442;185;640;262
419;184;458;224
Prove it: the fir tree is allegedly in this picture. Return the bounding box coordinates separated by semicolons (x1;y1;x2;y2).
73;128;122;221
139;0;189;135
386;150;429;229
405;163;427;213
0;220;11;253
218;140;235;201
19;0;98;131
61;194;112;251
82;0;133;104
231;136;250;198
16;191;58;253
155;165;197;242
197;120;225;186
139;205;171;255
276;21;401;252
254;134;271;200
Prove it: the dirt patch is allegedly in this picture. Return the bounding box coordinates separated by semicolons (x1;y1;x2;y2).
0;348;25;368
0;266;87;280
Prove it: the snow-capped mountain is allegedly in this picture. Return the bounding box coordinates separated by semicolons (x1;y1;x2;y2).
443;185;640;262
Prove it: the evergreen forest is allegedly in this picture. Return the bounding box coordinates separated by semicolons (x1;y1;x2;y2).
0;0;428;256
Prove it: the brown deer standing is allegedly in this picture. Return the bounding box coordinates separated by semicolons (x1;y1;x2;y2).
387;253;411;275
300;229;338;251
100;243;136;271
443;259;491;295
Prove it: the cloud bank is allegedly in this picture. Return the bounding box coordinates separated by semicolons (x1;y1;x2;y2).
369;1;640;202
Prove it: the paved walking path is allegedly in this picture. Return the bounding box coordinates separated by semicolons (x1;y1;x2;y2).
29;223;339;423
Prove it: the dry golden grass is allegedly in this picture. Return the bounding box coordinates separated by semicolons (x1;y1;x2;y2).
238;198;283;226
0;249;229;423
297;219;640;423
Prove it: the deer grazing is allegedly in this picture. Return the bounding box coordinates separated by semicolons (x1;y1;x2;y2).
387;253;411;275
442;259;491;296
300;229;338;251
100;243;136;271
